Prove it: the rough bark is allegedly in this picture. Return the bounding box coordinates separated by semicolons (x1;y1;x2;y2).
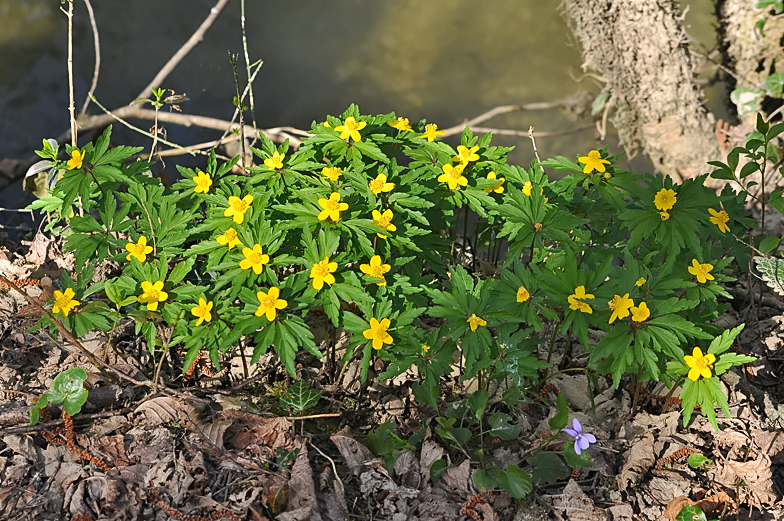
561;0;721;182
718;0;784;125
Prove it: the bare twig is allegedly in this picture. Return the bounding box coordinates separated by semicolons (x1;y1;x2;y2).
136;0;231;100
440;99;582;135
229;51;246;171
63;1;77;146
469;124;594;138
528;126;541;164
79;0;100;116
0;408;134;437
90;96;199;156
240;0;259;144
308;439;344;492
285;412;341;421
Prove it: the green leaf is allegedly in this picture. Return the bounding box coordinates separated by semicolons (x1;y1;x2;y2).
548;393;569;430
488;413;522;441
676;505;707;521
754;256;784;296
46;368;89;417
280;380;321;414
538;156;583;173
563;442;594;469
759;236;781;254
467;389;489;421
168;258;195;285
498;464;533;499
430;459;447;482
730;86;763;115
687;453;712;469
526;452;571;484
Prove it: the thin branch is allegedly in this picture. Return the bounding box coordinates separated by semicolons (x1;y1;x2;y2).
78;0;100;116
440;100;581;135
137;0;230;100
468;124;595;138
90;96;200;156
240;0;259;144
65;1;77;146
0;408;134;437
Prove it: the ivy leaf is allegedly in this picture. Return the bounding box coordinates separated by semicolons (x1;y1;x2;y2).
280;380;321;414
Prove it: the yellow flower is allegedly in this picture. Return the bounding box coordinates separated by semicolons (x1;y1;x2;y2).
255;287;287;321
422;344;431;354
630;301;650;322
684;346;716;381
660;211;670;221
334;116;367;142
240;244;270;275
568;285;595;314
577;150;611;174
608;293;634;324
264;150;285;170
654;188;677;212
224;194;254;224
708;208;730;234
635;277;646;287
522;181;533;196
310;257;338;290
138;280;168;311
388;117;413;132
52;288;80;317
688;259;714;284
371;209;396;239
67;149;84;170
438;163;468;190
418;123;447;142
191;298;213;326
321;166;342;182
604;172;612;179
467;313;487;332
363;317;394;350
193;171;212;193
516;285;530;303
317;192;349;222
322;120;331;128
126;236;153;263
216;227;243;249
369;173;395;195
484;171;505;193
453;145;480;165
360;255;391;286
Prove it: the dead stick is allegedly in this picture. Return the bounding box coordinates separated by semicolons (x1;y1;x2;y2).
0;407;133;437
440;99;581;135
137;0;230;100
283;413;341;421
79;0;100;116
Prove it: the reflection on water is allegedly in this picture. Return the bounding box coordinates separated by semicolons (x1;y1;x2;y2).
0;0;720;202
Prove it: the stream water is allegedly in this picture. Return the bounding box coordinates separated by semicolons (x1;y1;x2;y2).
0;0;721;227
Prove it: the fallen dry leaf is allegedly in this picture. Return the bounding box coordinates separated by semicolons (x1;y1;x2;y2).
618;432;655;491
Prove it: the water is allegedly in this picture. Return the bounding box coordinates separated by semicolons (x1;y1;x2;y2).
0;0;720;222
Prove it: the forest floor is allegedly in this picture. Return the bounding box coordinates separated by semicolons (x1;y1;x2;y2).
1;230;783;521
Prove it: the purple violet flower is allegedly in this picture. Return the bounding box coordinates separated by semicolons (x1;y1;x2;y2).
562;418;596;455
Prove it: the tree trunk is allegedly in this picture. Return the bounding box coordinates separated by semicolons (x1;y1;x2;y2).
718;0;784;126
561;0;721;182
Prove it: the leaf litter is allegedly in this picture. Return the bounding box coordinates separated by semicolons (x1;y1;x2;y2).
1;239;784;520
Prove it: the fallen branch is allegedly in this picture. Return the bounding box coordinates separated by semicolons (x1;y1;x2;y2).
440;97;591;135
